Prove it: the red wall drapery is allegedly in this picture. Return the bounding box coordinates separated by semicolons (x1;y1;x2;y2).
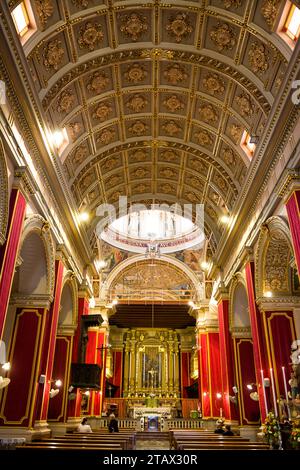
286;191;300;275
245;262;269;421
0;189;26;337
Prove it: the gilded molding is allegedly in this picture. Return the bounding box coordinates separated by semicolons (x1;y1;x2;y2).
276;168;300;199
0;138;9;245
19;214;56;298
13;166;38;199
9;293;53;309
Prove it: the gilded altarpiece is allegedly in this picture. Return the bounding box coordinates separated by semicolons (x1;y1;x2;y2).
123;329;180;398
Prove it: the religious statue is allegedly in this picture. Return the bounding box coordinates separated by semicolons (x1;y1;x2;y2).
289;371;299;400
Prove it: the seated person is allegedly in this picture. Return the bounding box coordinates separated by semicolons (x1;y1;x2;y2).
223;424;234;436
77;417;92;433
108;413;119;433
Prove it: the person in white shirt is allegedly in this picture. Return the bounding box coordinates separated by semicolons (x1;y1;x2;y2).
77;417;92;433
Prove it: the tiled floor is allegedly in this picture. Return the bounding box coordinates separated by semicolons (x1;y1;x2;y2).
136;439;170;450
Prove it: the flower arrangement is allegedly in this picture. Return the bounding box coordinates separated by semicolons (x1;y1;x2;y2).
261;412;281;447
290;418;300;449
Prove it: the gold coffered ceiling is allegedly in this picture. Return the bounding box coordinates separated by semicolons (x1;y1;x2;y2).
19;0;291;256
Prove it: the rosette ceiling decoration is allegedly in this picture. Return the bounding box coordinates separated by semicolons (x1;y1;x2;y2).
20;0;293;260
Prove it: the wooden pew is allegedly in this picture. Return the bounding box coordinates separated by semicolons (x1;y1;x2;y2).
38;436;130;450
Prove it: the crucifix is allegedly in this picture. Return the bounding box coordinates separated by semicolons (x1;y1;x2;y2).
148;368;157;388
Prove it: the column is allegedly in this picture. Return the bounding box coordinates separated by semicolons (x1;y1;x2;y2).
196;311;222;419
33;260;65;428
245;259;270;421
215;284;238;422
0;188;26;338
123;345;130;396
67;285;90;423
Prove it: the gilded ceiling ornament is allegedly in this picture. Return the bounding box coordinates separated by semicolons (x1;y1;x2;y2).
190;158;205;172
126;94;148;113
81;173;94;191
235;92;254;117
214;174;227;191
261;0;281;27
78;22;104;51
130;150;148;161
120;12;148;42
206;206;217;219
87;72;109;94
164;64;188;85
102;157;118;171
161;150;179;162
189;176;201;188
198;103;218;124
265;240;289;292
106;175;122;188
160;167;177;178
195;130;213;147
186;192;198;203
43;39;64;70
223;0;242;8
160;183;174;194
72;144;88;164
72;0;91;7
35;0;54;28
211;191;219;204
166;12;193;43
209;22;236;51
68;122;82;140
110;191;123;202
129;120;148;135
163;120;182;136
93;102;112;121
229;123;243;143
133;183;148;193
57;89;75;114
222;147;236;166
132;167;148;178
97;127;116;145
125;63;147;83
163;95;184;113
248;42;269;74
203;73;225;95
89;189;98;201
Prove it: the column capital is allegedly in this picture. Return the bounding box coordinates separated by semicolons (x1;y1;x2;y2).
277;168;300;201
240;246;254;265
214;282;229;303
78;280;93;299
13;166;38;200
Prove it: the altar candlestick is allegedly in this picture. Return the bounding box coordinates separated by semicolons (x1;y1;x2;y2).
270;368;278;416
261;369;268;414
282;366;291;419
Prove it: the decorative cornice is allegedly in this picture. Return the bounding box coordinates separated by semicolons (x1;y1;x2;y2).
13;166;38;199
9;293;53;309
214;282;229;303
57;324;77;336
230;326;252;338
256;297;300;311
276;168;300;200
78;279;93;299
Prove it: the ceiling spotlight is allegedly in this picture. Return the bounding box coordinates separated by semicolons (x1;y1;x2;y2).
89;297;96;309
200;261;209;270
264;291;273;298
52;130;64;148
79;212;89;222
220;215;230;224
112;299;118;305
97;260;107;271
2;362;11;371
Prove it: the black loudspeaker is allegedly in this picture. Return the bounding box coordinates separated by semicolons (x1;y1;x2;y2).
70;363;101;389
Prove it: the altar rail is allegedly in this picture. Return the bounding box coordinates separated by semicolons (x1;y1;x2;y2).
88;417;137;429
166;419;203;430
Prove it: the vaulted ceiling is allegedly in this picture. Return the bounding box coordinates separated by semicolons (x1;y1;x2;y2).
16;0;293;259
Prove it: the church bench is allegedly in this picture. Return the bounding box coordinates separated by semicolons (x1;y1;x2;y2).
41;436;131;450
16;444;122;452
18;441;122;450
170;431;248;448
176;442;269;450
72;431;136;447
